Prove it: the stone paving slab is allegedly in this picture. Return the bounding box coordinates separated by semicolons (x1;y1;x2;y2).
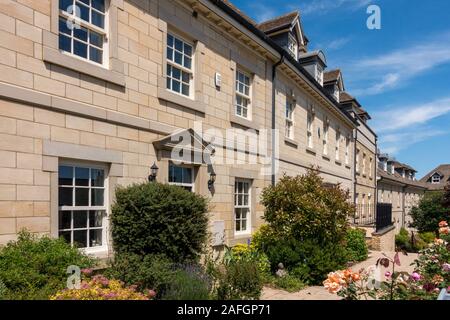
261;251;419;300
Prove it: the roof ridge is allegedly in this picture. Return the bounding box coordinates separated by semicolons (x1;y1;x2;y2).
257;10;299;26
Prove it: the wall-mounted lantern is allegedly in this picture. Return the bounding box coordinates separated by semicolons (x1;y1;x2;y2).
148;162;159;182
208;171;216;191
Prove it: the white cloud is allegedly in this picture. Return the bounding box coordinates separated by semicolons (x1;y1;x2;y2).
325;37;352;50
379;129;449;155
348;35;450;96
299;0;371;15
372;97;450;132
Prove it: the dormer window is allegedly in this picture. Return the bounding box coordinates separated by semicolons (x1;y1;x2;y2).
432;174;441;184
288;34;298;60
316;65;323;86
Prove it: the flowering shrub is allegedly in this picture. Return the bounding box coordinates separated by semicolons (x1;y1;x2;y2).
50;274;155;300
229;243;271;278
324;221;450;300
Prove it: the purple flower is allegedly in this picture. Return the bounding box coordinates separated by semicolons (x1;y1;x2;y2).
385;271;392;278
81;268;93;275
411;272;421;281
442;263;450;272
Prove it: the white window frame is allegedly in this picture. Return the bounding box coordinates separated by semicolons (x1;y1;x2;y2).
285;98;295;139
168;163;195;192
356;149;360;173
322;120;329;156
58;0;109;67
287;34;298;59
316;65;323;85
335;130;341;161
345;135;350;165
369;157;373;178
307;108;314;149
431;174;441;184
235;69;252;120
362;153;366;175
58;161;108;254
166;32;194;98
234;179;251;236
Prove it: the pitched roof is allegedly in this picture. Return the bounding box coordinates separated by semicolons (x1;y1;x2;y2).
257;11;299;33
420;164;450;190
340;91;354;102
221;0;257;26
378;168;427;189
324;69;341;83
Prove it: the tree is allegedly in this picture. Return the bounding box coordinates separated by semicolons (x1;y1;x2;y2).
442;183;450;209
409;192;449;233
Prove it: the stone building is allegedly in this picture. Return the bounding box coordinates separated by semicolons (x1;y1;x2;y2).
420;164;450;191
377;154;427;232
0;0;360;256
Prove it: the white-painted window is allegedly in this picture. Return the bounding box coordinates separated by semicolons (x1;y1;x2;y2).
322;120;329;155
58;163;107;251
285;98;295;139
356;149;360;173
369;157;373;178
168;163;194;192
234;179;251;235
235;69;251;119
316;65;323;85
362;153;366;175
58;0;108;66
345;135;350;165
166;33;193;97
307;110;314;148
335;130;341;161
287;34;298;59
432;174;441;184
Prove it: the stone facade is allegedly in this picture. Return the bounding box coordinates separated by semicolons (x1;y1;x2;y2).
0;0;359;256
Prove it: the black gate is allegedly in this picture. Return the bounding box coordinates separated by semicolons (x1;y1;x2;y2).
376;203;393;232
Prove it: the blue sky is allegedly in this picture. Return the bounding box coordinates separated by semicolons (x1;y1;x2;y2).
232;0;450;178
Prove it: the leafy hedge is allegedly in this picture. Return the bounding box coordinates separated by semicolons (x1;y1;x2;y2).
0;231;94;300
111;182;209;263
345;228;368;262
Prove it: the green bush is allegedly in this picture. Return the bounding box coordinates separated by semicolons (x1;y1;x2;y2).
111;182;209;263
0;231;94;300
419;232;436;244
106;252;175;298
345;228;368;262
410;192;449;233
215;258;263;300
162;265;211;300
229;244;271;278
270;275;305;293
395;228;427;253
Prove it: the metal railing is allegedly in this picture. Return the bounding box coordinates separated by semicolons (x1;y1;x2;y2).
376;203;393;232
353;204;376;226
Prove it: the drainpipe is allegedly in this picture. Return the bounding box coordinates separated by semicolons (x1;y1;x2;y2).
353;127;357;205
271;56;284;186
374;136;378;224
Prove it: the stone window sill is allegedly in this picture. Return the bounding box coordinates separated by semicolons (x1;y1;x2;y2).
306;147;316;155
284;137;298;148
157;87;206;114
335;160;342;166
322;154;330;161
230;114;259;130
43;47;125;87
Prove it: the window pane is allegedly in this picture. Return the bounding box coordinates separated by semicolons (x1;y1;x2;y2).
89;211;103;227
89;229;103;247
75;167;89;186
166;77;171;90
59;17;71;35
59;34;72;53
89;30;103;47
74;26;88;42
74;40;88;58
75;188;89;206
59;0;72;11
92;0;105;12
76;2;90;22
184;43;192;56
59;187;73;206
172;67;180;80
73;211;88;229
172;80;180;93
73;230;87;248
183;168;192;184
59;166;73;185
235;220;241;232
59;231;71;244
89;47;102;64
175;38;183;51
91;169;104;187
184;57;191;69
166;64;172;76
181;71;190;83
59;211;72;230
174;51;182;65
241;219;247;231
91;189;104;206
91;10;105;28
167;48;173;60
182;84;189;96
167;34;174;47
171;165;182;183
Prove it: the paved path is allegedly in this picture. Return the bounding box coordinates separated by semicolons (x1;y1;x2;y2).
261;251;419;300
